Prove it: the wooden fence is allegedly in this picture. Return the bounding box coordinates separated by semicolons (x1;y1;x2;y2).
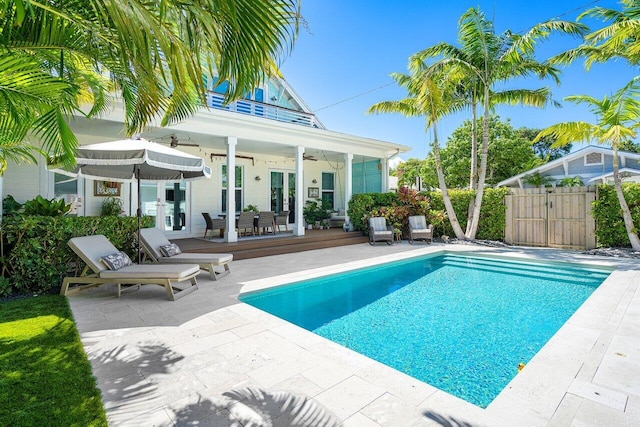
504;186;597;250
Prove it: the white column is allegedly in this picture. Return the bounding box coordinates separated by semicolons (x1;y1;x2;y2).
344;153;353;227
381;157;389;192
224;136;238;242
294;146;305;236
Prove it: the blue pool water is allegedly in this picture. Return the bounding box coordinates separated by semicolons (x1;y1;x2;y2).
240;253;611;407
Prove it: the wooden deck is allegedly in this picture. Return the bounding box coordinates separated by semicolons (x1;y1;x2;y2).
173;228;369;260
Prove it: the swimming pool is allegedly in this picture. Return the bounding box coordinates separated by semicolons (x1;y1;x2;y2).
240;253;611;408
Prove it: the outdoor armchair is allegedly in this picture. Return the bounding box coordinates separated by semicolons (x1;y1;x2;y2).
408;215;434;244
368;217;394;245
62;235;199;301
139;227;232;280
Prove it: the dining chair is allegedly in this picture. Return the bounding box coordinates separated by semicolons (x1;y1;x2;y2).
275;210;290;232
254;211;275;235
202;212;225;239
237;211;256;237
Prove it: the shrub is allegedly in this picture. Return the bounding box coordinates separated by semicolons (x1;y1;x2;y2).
426;187;508;241
592;183;640;247
348;189;446;237
2;195;23;216
0;215;154;296
100;197;124;216
23;195;71;216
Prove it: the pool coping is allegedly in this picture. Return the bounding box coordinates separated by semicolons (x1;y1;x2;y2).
67;242;640;426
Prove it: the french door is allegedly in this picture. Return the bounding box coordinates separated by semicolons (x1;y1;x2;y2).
140;181;189;235
270;171;296;223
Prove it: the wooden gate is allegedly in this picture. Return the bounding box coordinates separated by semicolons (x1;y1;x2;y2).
505;186;596;250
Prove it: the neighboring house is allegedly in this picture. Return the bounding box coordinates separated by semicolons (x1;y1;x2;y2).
496;146;640;188
3;75;409;242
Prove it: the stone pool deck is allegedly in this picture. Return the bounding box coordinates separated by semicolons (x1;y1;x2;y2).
67;243;640;426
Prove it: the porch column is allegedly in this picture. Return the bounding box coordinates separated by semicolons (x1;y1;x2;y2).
225;136;238;242
344;153;353;227
294;145;305;236
381;157;389;192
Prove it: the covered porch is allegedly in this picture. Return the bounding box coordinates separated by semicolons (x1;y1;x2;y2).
51;102;409;242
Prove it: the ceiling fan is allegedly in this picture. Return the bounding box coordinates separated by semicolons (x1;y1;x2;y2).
303;154;318;161
169;135;199;148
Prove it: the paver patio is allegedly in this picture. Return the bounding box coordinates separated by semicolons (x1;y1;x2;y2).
67;242;640;426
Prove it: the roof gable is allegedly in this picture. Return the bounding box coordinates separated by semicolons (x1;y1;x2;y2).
496;146;640;187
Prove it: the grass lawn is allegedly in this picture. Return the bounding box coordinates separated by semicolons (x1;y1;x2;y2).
0;294;107;426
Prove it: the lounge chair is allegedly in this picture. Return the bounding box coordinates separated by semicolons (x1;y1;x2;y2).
139;227;232;280
275;210;290;232
203;212;226;239
408;215;433;244
368;217;393;245
61;235;199;301
237;211;256;237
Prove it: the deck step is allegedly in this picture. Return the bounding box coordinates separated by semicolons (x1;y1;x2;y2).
176;229;369;260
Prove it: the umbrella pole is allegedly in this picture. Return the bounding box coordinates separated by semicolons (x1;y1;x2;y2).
136;166;142;264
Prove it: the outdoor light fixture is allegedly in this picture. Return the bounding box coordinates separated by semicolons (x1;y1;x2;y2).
312;179;317;184
255;176;261;181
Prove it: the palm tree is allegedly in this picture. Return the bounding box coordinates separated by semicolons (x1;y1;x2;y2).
369;71;467;239
522;171;556;188
553;0;640;69
0;0;300;166
412;7;585;239
535;78;640;250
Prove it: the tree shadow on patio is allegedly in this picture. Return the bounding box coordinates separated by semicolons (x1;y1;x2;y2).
171;386;339;426
423;410;477;427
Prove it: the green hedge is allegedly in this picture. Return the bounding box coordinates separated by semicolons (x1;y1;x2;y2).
347;193;401;231
1;216;153;296
427;187;508;241
592;184;640;247
347;188;508;241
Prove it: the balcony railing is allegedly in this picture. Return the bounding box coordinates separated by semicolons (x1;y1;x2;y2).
205;92;322;128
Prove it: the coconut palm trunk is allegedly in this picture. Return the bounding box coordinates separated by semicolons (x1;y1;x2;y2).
612;146;640;249
466;86;491;239
431;123;466;239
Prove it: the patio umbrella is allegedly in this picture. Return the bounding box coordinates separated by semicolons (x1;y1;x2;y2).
51;137;211;262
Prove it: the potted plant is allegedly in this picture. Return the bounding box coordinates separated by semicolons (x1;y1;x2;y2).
303;200;318;229
243;204;259;213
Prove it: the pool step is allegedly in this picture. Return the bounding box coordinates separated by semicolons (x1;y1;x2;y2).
439;255;610;286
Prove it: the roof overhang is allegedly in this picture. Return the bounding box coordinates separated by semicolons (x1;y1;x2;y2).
74;100;409;163
587;168;640;183
496;145;640;187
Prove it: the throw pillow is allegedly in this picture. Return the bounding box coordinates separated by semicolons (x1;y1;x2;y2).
159;243;182;257
101;251;133;270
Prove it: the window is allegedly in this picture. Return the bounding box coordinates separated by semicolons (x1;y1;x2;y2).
321;172;335;210
585;152;603;166
222;165;243;213
54;173;77;198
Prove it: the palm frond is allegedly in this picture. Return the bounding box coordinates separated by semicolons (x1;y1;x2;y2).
535;122;598;147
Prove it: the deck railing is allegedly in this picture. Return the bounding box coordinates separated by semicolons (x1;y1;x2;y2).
205;92;322;128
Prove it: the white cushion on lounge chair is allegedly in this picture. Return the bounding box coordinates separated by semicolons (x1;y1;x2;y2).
139;227;233;280
63;234;199;301
100;264;199;280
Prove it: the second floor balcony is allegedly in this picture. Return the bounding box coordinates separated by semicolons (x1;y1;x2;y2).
206;92;323;129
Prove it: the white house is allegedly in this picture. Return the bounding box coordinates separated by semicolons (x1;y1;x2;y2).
3;75;410;242
496;145;640;188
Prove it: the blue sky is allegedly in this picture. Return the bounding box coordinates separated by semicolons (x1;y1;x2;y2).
279;0;638;161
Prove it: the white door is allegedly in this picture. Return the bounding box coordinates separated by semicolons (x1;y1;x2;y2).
140;181;190;235
270;170;296;223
